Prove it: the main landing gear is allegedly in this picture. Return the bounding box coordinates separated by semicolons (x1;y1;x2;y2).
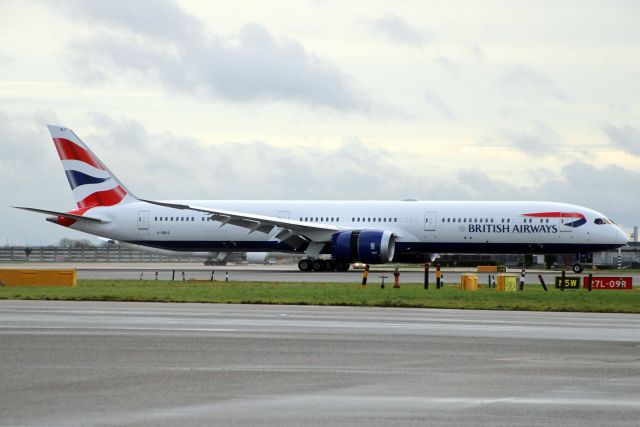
298;258;350;272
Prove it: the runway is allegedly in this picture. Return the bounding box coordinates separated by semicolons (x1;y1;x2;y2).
1;301;639;426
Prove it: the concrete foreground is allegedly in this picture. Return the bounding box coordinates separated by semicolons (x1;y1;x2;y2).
1;300;639;426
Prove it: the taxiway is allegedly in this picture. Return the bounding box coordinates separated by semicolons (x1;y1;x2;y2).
1;300;639;426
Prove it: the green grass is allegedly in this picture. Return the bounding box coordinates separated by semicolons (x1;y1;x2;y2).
1;279;639;313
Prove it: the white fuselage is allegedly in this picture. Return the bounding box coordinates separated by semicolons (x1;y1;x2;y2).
70;200;627;258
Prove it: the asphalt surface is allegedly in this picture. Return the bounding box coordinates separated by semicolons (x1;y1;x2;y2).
1;300;639;426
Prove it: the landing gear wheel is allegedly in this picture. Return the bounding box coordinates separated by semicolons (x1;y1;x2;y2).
298;259;312;272
335;261;350;272
311;259;325;272
325;260;336;271
572;263;584;273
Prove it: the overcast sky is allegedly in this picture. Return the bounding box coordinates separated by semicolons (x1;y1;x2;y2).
1;0;639;245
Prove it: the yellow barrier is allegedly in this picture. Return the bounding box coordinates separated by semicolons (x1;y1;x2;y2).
461;274;478;291
0;269;76;287
496;275;518;292
477;265;498;273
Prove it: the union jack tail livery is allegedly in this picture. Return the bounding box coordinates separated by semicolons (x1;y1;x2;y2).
48;125;135;208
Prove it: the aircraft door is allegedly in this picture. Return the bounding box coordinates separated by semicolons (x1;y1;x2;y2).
424;212;437;231
137;210;149;230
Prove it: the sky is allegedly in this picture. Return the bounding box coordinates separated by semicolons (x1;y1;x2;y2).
0;0;639;245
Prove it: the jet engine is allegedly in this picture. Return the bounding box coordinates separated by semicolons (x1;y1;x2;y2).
330;230;395;264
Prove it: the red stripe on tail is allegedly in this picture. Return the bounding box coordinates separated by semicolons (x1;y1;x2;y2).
53;137;104;170
77;186;127;209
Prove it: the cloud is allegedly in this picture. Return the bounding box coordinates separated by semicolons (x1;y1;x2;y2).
67;0;202;44
0;111;90;245
538;161;640;226
501;64;566;101
371;14;430;47
602;123;640;156
424;90;455;120
61;0;365;111
479;121;564;155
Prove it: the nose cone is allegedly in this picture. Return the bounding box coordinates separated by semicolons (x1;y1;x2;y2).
615;227;628;245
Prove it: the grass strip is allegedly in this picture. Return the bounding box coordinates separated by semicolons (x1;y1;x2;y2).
1;279;639;313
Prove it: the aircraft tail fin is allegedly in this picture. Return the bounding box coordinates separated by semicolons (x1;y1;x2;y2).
47;125;136;209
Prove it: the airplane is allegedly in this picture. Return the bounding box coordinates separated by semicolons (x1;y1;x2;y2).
14;125;628;273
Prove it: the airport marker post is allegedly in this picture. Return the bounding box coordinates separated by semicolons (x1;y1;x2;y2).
394;268;400;289
423;263;429;289
538;274;548;291
379;275;387;289
561;270;566;291
361;265;369;288
587;273;593;292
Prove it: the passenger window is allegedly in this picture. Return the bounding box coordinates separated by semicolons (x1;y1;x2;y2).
394;218;397;222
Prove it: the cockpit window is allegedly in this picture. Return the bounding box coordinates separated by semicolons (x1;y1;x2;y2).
594;218;614;225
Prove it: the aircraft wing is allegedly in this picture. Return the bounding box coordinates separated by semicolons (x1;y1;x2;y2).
141;199;342;247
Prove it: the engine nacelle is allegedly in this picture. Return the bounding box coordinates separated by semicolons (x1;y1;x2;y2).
330;230;396;264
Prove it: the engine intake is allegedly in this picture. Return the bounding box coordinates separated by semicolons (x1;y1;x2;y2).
330;230;396;264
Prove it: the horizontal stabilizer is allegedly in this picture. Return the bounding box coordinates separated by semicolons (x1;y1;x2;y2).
12;206;108;223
